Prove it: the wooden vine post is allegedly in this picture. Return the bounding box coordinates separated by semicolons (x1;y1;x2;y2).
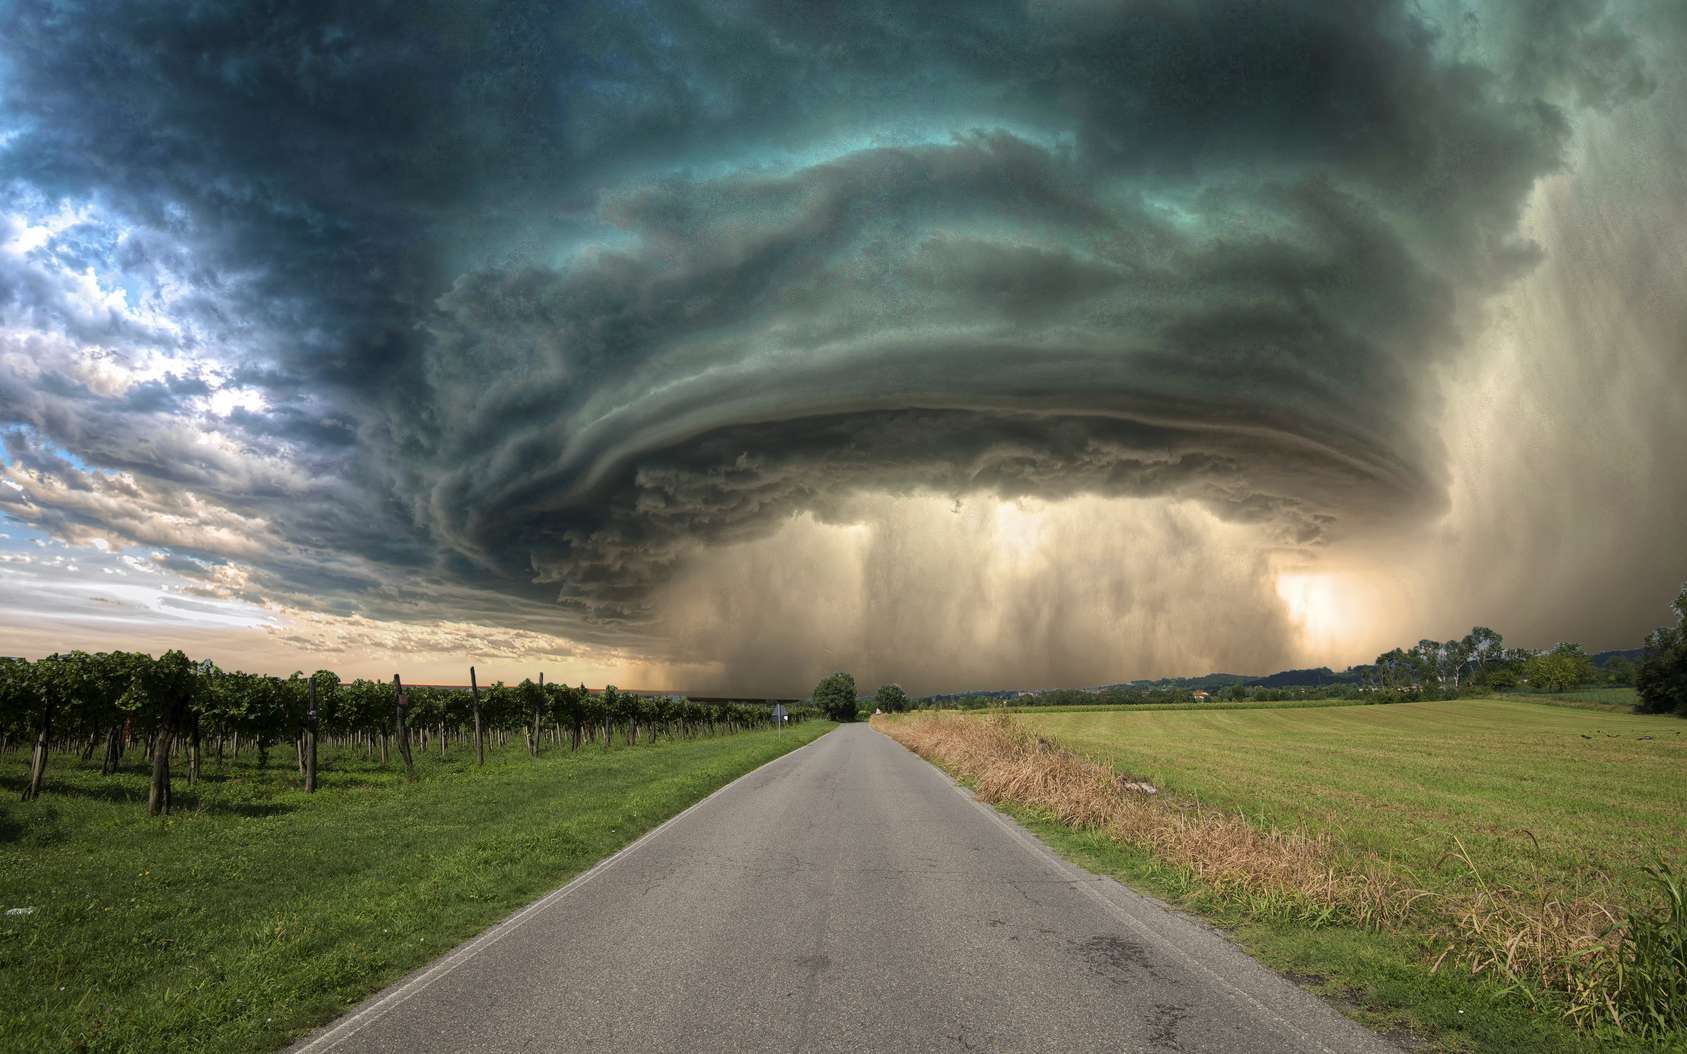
304;678;319;793
392;673;416;781
187;710;201;786
470;666;485;766
530;672;544;757
22;702;52;802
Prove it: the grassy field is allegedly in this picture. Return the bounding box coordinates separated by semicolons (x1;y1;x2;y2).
0;723;832;1053
1512;687;1643;711
880;698;1686;1052
992;698;1367;715
1015;697;1684;909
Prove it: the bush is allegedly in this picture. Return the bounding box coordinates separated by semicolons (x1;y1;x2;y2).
813;672;858;722
1481;666;1520;691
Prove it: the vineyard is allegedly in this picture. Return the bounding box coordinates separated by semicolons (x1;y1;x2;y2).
0;649;813;813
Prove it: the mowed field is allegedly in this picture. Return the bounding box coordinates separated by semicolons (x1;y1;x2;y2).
1015;697;1686;908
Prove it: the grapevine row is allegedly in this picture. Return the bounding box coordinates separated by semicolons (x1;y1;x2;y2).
0;650;814;813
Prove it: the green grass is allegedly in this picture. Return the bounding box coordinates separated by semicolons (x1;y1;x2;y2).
995;698;1687;1051
1016;697;1685;908
998;804;1660;1054
1511;687;1642;712
989;697;1367;715
0;723;832;1053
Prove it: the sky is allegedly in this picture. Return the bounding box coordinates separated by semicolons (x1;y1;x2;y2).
0;0;1683;695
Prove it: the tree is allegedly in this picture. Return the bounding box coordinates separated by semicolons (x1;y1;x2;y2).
1462;626;1505;684
1440;637;1471;689
1525;643;1597;693
1368;648;1414;691
874;683;911;713
813;672;858;721
1636;584;1687;715
1409;640;1442;687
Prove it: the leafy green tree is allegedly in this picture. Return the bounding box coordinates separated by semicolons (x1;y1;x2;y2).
1462;626;1504;684
1637;584;1687;715
1409;640;1442;686
1525;643;1597;693
874;683;911;713
1368;648;1414;690
813;672;858;721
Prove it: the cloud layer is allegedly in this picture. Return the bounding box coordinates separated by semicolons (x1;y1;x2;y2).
0;1;1680;686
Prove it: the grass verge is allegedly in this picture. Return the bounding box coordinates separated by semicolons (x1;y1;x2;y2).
875;708;1685;1052
0;723;832;1053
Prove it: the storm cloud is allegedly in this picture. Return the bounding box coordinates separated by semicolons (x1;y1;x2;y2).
0;1;1680;687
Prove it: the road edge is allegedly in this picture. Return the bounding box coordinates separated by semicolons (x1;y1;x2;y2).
286;724;837;1053
869;722;1406;1054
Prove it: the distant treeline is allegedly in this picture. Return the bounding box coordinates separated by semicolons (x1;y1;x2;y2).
910;586;1687;716
0;650;816;815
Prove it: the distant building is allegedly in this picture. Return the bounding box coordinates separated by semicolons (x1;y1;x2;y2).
1191;690;1210;701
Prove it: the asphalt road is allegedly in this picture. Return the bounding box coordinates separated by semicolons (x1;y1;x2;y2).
290;723;1401;1054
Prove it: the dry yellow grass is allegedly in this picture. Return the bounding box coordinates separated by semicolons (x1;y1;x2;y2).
875;711;1636;1031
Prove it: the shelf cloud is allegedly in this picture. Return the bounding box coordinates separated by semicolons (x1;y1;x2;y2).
1;1;1682;689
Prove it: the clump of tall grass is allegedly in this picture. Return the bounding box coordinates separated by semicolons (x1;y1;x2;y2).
874;711;1674;1037
1612;863;1687;1039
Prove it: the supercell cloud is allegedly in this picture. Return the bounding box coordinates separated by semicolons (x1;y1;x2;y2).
0;1;1681;688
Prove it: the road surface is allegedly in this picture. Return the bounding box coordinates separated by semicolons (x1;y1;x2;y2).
291;723;1400;1053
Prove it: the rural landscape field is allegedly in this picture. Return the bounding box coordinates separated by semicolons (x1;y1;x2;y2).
4;1;1687;1052
0;713;830;1051
878;693;1687;1052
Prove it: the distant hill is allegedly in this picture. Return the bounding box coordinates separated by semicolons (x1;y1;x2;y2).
1098;666;1367;691
1097;673;1251;692
1245;666;1366;688
1591;648;1644;667
923;689;1034;703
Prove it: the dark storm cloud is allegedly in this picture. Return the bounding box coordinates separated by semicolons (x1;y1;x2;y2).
0;1;1667;645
